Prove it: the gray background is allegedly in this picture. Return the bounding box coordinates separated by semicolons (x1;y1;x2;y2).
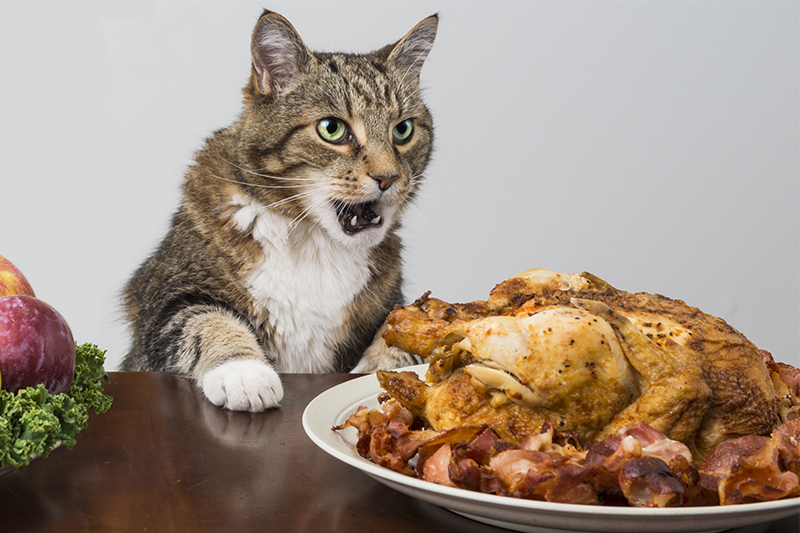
2;0;797;371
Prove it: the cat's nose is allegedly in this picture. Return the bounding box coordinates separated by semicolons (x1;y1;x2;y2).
372;174;399;191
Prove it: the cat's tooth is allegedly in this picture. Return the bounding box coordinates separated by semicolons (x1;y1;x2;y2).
371;216;382;225
351;215;359;227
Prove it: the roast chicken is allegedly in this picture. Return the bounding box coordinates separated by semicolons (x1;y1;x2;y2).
378;269;791;463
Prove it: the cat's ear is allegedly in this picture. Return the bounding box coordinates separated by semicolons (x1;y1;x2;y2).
249;11;310;97
387;15;438;82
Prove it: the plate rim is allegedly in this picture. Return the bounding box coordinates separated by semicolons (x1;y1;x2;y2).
302;365;800;531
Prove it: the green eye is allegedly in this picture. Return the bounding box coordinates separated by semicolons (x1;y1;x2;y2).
392;119;414;144
317;118;348;143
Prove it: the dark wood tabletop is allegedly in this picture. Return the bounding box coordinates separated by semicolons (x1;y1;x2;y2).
0;372;796;533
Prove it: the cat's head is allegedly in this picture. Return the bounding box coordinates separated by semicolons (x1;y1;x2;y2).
233;10;437;249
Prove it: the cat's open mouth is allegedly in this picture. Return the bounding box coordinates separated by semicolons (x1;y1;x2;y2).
334;200;383;235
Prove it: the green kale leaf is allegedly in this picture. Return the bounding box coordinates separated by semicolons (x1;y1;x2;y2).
0;342;113;468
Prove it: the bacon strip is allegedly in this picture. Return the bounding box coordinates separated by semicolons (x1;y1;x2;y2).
700;423;800;505
618;457;685;507
334;399;800;507
773;419;800;476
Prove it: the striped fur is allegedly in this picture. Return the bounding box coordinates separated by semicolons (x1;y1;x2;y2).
121;11;437;411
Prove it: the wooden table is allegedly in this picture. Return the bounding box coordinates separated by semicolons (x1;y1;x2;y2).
0;372;796;532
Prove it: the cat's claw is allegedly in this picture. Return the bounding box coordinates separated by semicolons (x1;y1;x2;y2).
200;360;284;412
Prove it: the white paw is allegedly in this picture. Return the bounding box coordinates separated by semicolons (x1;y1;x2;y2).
352;338;422;373
200;360;284;412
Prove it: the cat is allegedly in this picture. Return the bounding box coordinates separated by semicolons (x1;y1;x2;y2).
121;10;437;411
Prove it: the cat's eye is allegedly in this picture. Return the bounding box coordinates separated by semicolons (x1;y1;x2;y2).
317;118;349;143
392;120;414;144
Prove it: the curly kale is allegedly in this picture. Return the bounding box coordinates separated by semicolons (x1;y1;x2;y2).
0;343;113;468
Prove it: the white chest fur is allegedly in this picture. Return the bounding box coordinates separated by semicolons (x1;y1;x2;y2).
230;194;371;372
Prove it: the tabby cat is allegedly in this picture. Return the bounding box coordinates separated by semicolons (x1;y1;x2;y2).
121;10;437;411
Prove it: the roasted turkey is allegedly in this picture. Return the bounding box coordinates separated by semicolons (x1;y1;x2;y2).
378;269;793;463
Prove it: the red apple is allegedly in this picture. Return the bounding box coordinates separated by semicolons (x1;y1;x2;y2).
0;295;75;394
0;255;35;298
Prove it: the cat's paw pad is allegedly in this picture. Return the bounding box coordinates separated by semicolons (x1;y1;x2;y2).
200;360;284;412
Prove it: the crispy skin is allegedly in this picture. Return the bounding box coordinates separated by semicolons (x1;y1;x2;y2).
377;369;552;444
382;294;492;357
382;269;781;462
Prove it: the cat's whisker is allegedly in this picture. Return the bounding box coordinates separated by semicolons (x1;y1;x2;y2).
267;189;318;210
217;158;286;180
333;200;349;218
200;172;303;190
279;193;320;223
265;175;318;183
277;195;330;241
202;171;322;192
409;197;441;234
217;157;319;182
225;158;327;184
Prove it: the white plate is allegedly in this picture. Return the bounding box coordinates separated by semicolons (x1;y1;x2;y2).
302;365;800;533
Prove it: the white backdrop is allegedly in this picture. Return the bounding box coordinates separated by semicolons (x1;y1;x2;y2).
2;1;797;370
